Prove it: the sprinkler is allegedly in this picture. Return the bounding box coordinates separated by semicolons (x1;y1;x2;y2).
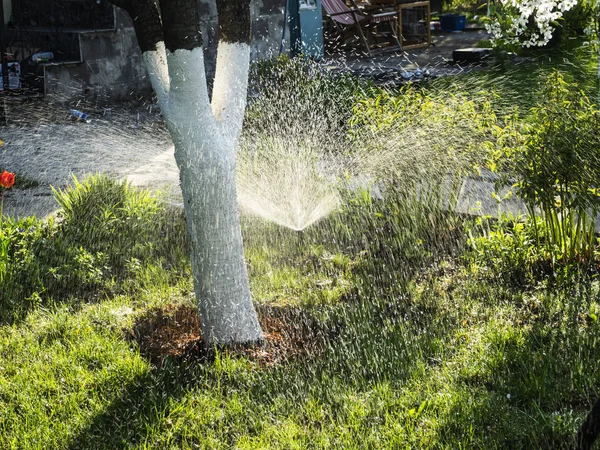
296;229;305;247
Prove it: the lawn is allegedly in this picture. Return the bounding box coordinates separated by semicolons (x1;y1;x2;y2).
1;54;600;449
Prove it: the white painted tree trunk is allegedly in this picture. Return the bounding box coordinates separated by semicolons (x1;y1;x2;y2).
142;42;170;108
211;42;250;149
165;47;262;345
110;0;263;346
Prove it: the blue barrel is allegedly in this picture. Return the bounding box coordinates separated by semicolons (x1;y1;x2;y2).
288;0;324;60
439;14;466;31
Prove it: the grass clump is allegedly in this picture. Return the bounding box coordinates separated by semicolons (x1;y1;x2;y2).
0;174;189;322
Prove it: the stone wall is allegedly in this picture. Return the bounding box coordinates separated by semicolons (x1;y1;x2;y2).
44;9;152;102
44;0;287;102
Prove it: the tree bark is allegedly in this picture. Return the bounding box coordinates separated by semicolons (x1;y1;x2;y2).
108;0;163;53
211;0;253;149
165;45;262;345
108;0;263;345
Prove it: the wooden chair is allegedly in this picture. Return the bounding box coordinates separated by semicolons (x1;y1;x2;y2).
322;0;401;55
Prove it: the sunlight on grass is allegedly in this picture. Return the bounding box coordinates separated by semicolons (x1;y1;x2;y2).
3;53;600;449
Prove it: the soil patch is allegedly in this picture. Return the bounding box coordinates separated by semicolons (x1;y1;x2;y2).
130;303;331;366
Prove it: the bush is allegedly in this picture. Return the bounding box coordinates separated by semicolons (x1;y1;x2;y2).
0;175;189;322
53;174;162;273
348;86;498;192
494;71;600;265
245;55;373;140
466;215;548;287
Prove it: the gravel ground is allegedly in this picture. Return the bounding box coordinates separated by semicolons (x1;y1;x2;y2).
1;101;181;219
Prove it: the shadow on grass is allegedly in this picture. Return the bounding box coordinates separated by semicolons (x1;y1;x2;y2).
66;302;333;449
431;282;600;449
67;357;209;449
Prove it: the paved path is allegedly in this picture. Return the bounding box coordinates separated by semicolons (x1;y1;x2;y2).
1;104;181;219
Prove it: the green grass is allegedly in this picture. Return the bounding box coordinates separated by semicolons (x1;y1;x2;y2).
2;60;600;447
0;178;597;449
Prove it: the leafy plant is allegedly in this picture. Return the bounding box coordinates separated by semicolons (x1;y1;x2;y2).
349;86;498;188
466;214;553;286
246;55;373;140
500;71;600;264
0;175;189;322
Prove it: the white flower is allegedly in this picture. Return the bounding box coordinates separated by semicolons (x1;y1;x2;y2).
490;0;582;48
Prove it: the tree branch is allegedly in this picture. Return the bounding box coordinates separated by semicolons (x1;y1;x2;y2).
159;0;212;123
211;0;252;147
215;0;251;45
108;0;163;53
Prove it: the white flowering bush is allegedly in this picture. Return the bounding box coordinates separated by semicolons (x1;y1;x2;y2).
487;0;579;47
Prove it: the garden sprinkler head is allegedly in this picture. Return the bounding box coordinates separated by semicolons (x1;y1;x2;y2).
296;229;304;246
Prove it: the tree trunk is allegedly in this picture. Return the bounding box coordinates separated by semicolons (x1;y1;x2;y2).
161;0;262;345
110;0;263;345
165;46;262;344
107;0;263;345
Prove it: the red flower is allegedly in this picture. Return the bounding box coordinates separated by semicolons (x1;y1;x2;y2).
0;171;15;189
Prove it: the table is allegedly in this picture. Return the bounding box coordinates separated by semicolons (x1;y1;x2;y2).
369;0;431;50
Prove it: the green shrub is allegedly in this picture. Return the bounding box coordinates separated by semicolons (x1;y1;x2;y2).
0;175;189;322
494;71;600;265
466;212;600;290
466;215;546;286
246;55;373;140
349;86;498;190
560;3;595;38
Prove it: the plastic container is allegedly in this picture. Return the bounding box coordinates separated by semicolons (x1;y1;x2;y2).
439;14;466;31
0;62;21;90
32;52;54;63
71;109;91;123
